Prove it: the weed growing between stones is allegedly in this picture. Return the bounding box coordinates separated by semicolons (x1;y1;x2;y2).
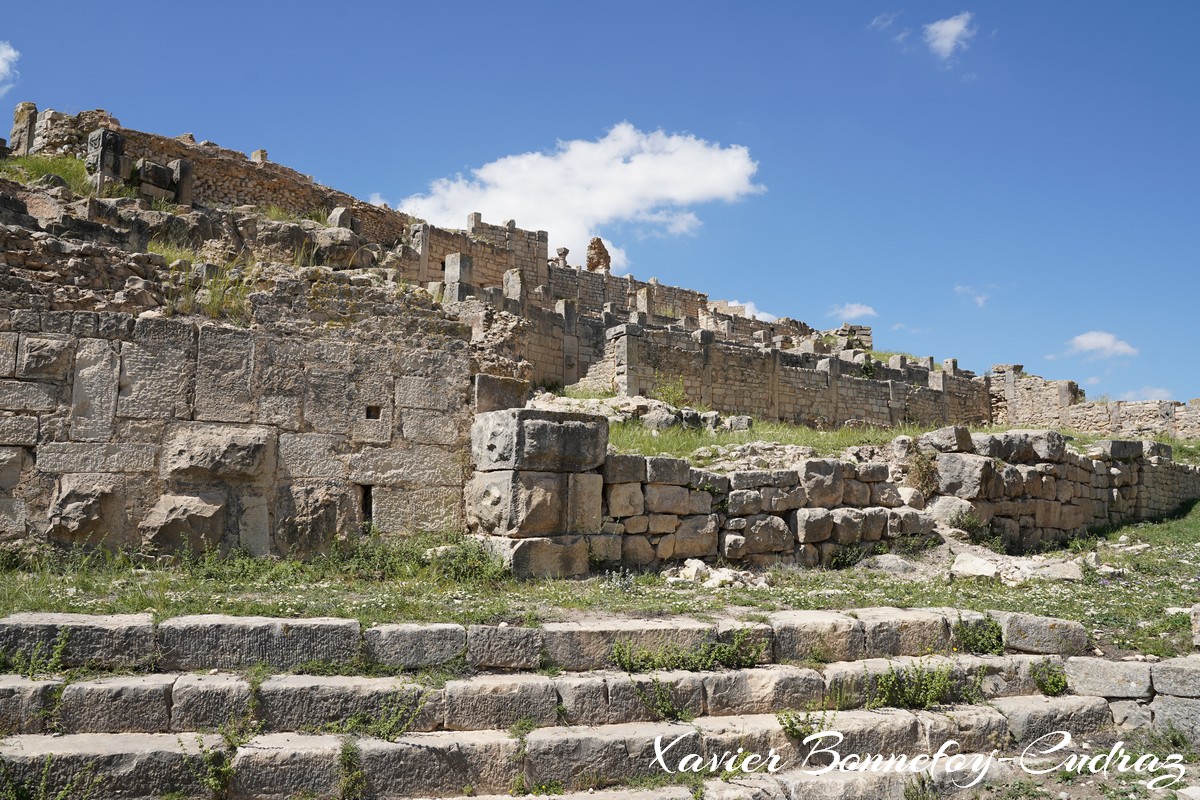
320;690;429;741
866;659;958;710
179;735;234;799
610;628;767;672
904;448;939;497
337;738;367;800
777;706;838;740
903;775;939;800
952;613;1005;655
1030;659;1068;697
633;676;694;723
0;754;103;800
0;628;69;680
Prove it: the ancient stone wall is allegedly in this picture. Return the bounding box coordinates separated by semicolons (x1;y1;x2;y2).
607;325;991;426
0;274;476;557
465;412;1200;578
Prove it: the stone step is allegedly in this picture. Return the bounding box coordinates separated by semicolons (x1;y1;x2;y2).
0;700;1113;798
0;607;1089;673
0;653;1076;736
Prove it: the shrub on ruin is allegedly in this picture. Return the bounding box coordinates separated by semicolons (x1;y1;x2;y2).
867;659;957;710
951;614;1004;655
649;371;691;408
904;449;939;497
1031;659;1068;697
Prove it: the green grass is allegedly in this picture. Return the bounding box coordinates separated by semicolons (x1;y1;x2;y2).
2;506;1199;656
261;204;329;225
0;154;93;196
147;237;200;265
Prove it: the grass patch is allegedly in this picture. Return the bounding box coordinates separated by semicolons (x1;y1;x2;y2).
0;154;92;196
147;237;200;265
261;205;329;225
1031;659;1068;697
610;628;767;672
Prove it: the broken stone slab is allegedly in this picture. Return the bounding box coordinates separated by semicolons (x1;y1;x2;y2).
951;552;998;579
991;611;1088;656
473;373;530;413
160;422;276;482
471;408;607;473
358;730;519;797
936;453;996;500
363;622;465;669
917;425;974;453
1064;657;1151;698
157;614;361;670
0;675;63;734
0;733;225;799
138;491;227;555
170;673;252;732
258;675;442;732
444;673;556;730
229;733;342;799
770;610;864;663
991;695;1111;743
1151;657;1200;697
58;674;176;733
466;624;543;669
475;534;588;579
540;618;718;671
0;612;155;669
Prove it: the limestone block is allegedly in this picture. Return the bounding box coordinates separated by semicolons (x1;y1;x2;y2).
0;612;155;669
0;333;16;376
37;442;158;473
157;614;360;670
395;375;456;411
856;462;890;482
16;336;73;380
730;471;772;490
761;485;805;512
687;489;713;514
358;731;519;797
116;317;196;419
870;482;903;508
59;674;175;733
917;425;974;453
861;507;888;541
999;430;1069;464
623;534;656;565
400;408;458;446
992;695;1111;743
523;720;697;790
373;484;462;534
1152;658;1200;697
0;415;38;446
160;423;275;483
194;327;255;423
464;470;566;537
466;624;542;669
68;338;118;441
993;611;1088;655
278;433;347;479
478;534;588;579
542;618;716;671
272;482;353;557
0;379;58;411
587;533;622;563
1151;695;1200;741
445;673;556;730
471;408;607;473
566;472;603;534
348;444;461;487
260;675;441;732
605;482;644;517
602;453;646;483
230;733;342;798
0;675;63;734
139;492;227;555
720;531;747;559
704;666;824;715
644;483;690;514
0;733;225;799
854;607;950;657
1108;699;1151;729
47;473;131;547
951;553;997;578
936;453;996;499
473;374;529;413
170;673;252;731
1065;657;1151;698
727;489;763;515
365;623;465;669
673;514;719;558
799;458;844;507
841;478;870;507
771;610;864;662
790;507;833;543
646;456;691;485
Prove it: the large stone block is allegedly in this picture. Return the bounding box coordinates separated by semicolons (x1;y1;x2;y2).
477;534;588;579
0;675;62;734
602;453;646;484
994;611;1088;656
1065;657;1151;698
937;453;996;499
673;514;719;558
473;374;529;413
157;614;360;670
364;623;466;669
37;442;158;473
646;456;691;485
16;336;73;380
358;731;518;797
278;433;347;479
464;470;566;537
445;674;556;730
523;721;697;790
799;459;844;507
771;610;864;662
194;326;255;423
395;375;457;411
644;483;690;514
790;507;833;543
1151;695;1200;741
0;379;58;411
605;482;644;517
0;612;155;668
744;514;794;553
116;317;197;419
0;415;38;446
47;473;131;547
540;618;717;671
259;675;441;732
854;608;950;657
566;472;603;534
138;492;227;555
346;444;462;487
171;673;252;731
59;674;175;733
160;423;275;483
68;338;118;441
1152;658;1200;698
992;695;1111;743
917;425;974;453
373;484;462;534
471;408;607;473
230;733;342;798
466;624;542;669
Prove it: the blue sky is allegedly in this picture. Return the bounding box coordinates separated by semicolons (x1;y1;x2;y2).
3;2;1197;401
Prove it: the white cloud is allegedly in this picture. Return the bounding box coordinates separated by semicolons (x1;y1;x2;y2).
721;299;779;323
924;12;976;60
827;303;878;321
953;284;988;308
367;192;388;208
1084;376;1101;386
892;322;930;334
1066;331;1138;359
0;42;19;97
1119;386;1174;402
869;12;899;30
397;122;763;271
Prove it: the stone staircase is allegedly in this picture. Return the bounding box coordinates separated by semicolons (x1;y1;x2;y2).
1;608;1195;799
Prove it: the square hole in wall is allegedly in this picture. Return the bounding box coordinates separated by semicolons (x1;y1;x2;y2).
365;405;382;420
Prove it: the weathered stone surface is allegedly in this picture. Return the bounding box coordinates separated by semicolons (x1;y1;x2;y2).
673;514;719;558
541;618;716;671
116;317;197;420
277;432;346;478
466;624;542;669
1152;657;1200;698
0;379;58;411
936;453;996;499
230;733;342;798
0;612;155;668
36;442;157;473
523;720;698;789
1151;695;1200;741
358;730;519;797
951;553;998;579
605;482;644;517
472;408;607;473
855;607;950;657
160;423;275;482
646;456;691;485
771;610;864;662
0;675;62;734
918;425;974;453
790;507;833;543
59;674;176;733
994;611;1088;656
171;673;251;732
464;470;565;537
364;623;465;669
1095;439;1143;462
992;695;1111;743
744;513;793;553
69;338;118;441
566;472;603;533
473;373;529;413
644;483;690;514
158;614;360;670
478;534;588;579
1108;699;1152;730
139;492;227;554
445;673;556;730
260;675;441;732
602;453;646;484
0;733;225;799
704;666;824;715
0;415;38;446
1193;604;1200;649
46;473;130;547
799;459;844;507
1065;657;1151;698
194;327;255;423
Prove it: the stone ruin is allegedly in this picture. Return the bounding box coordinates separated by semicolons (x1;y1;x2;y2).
0;101;1198;574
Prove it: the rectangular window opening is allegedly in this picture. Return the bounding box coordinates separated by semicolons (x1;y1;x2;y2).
359;484;373;525
365;405;382;420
